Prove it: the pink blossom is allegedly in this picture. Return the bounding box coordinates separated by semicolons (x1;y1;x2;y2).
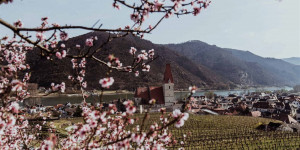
50;41;57;48
61;50;67;58
126;105;136;114
123;100;134;107
174;1;182;11
79;58;86;68
77;76;84;82
36;33;46;41
82;82;87;88
52;23;60;27
56;52;62;59
108;54;115;61
129;119;135;124
60;82;65;93
125;25;130;29
159;108;166;113
68;75;73;80
135;71;139;77
172;109;189;128
148;49;155;59
112;2;120;10
154;0;164;11
41;17;48;24
175;119;184;128
9;102;19;113
60;31;68;41
13;19;23;28
193;7;201;16
182;112;189;121
142;64;150;72
85;38;94;47
11;80;23;91
137;54;148;61
79;70;86;76
165;12;172;18
124;66;132;72
129;47;137;55
130;13;139;23
189;86;197;93
149;25;153;30
99;77;114;88
7;115;16;127
172;109;182;118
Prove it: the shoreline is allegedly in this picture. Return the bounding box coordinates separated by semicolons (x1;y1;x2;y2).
31;90;134;98
30;86;292;98
175;86;293;93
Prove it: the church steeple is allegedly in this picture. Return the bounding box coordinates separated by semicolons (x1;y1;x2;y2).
162;63;175;106
163;64;174;83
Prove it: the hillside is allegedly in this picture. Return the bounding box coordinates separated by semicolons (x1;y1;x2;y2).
226;49;300;85
166;41;300;86
283;57;300;66
26;32;232;91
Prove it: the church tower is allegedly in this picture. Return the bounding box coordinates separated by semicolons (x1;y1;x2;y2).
163;64;175;106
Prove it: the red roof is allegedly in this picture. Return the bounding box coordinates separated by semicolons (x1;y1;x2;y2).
149;86;165;104
135;86;165;105
134;87;150;100
163;64;174;83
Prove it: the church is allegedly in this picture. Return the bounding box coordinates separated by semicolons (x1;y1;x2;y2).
134;64;175;106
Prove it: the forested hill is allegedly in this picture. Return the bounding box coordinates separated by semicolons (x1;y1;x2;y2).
27;32;233;91
165;40;300;87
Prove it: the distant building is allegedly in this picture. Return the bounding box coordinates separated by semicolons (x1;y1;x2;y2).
252;102;275;113
134;64;175;106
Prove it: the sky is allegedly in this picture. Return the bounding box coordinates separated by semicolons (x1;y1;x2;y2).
0;0;299;58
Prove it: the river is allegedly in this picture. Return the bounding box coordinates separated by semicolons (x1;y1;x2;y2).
24;86;292;106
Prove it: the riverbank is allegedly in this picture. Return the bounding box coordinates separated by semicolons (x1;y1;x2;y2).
25;86;293;106
33;90;134;98
175;86;293;93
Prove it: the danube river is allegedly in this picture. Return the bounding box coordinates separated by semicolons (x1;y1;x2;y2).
24;86;293;106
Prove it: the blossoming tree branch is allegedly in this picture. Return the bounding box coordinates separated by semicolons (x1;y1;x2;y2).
0;0;210;149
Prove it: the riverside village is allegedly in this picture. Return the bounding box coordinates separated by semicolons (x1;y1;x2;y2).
1;0;300;149
23;64;300;132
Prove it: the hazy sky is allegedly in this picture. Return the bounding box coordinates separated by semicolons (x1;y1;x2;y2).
0;0;299;58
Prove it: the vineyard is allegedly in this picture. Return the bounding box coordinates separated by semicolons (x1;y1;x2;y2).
53;114;300;149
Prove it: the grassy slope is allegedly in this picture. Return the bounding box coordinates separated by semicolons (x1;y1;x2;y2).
53;114;300;149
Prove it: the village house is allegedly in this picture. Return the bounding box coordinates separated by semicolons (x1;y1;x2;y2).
252;101;275;113
219;100;233;109
275;102;285;111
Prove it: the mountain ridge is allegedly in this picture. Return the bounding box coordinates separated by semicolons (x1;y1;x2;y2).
165;40;300;87
26;32;233;91
26;34;298;91
282;57;300;66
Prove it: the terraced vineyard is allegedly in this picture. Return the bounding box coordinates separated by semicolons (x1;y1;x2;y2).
53;114;300;149
134;114;300;149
